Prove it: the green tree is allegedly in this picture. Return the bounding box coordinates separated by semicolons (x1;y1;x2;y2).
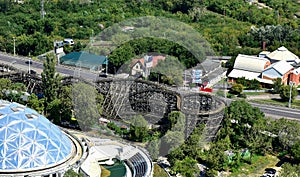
151;56;184;86
64;169;84;177
27;94;44;114
162;130;185;154
95;93;104;115
41;54;61;116
167;111;185;131
280;163;300;177
129;115;149;142
230;83;244;94
167;147;185;166
248;79;261;90
204;136;232;171
0;0;12;12
72;82;99;131
162;112;186;155
172;157;200;177
273;78;282;94
279;85;298;102
59;86;73;122
0;78;12;98
183;124;206;159
270;118;300;151
47;99;62;124
291;141;300;161
146;139;161;161
218;100;267;153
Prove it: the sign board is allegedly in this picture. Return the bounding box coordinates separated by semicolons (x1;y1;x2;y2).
192;69;202;83
144;55;153;68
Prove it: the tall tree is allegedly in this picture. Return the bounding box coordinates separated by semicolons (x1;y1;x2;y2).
280;163;300;177
279;85;298;102
72;82;99;131
59;85;73;122
151;56;185;86
27;94;44;114
0;78;12;99
172;157;200;177
129;115;149;142
272;78;282;94
218;100;267;153
146;139;161;161
41;54;61;116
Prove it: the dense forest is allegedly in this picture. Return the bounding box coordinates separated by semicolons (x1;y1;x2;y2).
0;0;299;68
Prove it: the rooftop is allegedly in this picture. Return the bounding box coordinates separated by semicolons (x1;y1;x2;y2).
267;46;299;62
60;51;108;71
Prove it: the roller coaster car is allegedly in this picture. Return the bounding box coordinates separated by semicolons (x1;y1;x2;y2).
28;70;37;75
99;73;108;78
25;60;33;64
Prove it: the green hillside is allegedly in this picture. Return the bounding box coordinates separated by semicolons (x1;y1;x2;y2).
0;0;299;64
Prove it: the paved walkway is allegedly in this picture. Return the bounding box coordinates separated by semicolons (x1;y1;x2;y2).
246;93;300;101
246;94;281;100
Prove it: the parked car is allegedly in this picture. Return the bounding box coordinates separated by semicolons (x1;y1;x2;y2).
99;73;108;78
28;70;36;75
25;60;32;64
64;38;74;45
262;168;277;177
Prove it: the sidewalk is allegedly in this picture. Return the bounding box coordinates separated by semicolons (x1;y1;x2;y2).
246;94;281;100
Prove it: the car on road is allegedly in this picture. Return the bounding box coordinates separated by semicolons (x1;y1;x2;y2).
262;168;277;177
28;70;37;75
99;73;108;78
64;38;74;45
25;60;33;64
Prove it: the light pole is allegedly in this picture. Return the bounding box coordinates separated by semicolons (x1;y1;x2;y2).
79;61;82;78
224;77;227;99
28;58;31;74
10;60;16;72
13;37;16;56
288;82;294;108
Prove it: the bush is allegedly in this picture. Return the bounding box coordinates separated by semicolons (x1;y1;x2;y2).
238;93;247;99
227;93;235;98
230;83;244;95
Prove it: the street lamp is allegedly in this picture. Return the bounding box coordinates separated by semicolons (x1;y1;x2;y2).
288;82;295;108
13;37;16;56
224;77;228;99
28;58;31;74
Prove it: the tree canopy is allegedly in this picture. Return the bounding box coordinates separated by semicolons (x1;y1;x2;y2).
1;0;299;60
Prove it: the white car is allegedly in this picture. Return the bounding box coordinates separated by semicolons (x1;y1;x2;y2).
64;38;74;45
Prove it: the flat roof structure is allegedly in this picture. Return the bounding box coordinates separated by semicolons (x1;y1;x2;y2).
60;51;108;71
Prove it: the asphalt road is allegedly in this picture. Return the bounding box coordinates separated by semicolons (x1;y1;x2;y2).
1;52;299;120
0;52;98;81
250;102;300;120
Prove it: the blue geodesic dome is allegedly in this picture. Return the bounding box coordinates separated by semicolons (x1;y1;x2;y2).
0;100;73;171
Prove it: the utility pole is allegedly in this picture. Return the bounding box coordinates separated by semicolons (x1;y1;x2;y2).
41;0;45;19
106;56;108;76
13;37;16;56
184;70;187;90
224;77;227;99
288;82;294;108
28;52;31;73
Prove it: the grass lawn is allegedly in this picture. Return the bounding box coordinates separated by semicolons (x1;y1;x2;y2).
153;163;169;177
100;165;111;177
229;155;279;177
252;99;300;109
243;92;270;96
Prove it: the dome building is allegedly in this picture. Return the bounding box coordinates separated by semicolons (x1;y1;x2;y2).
0;100;82;177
